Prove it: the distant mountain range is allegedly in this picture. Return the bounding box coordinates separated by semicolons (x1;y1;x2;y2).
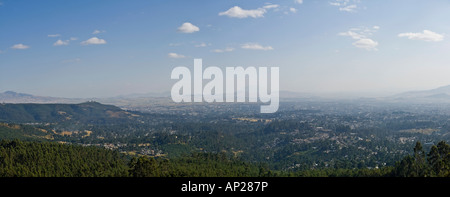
0;91;171;105
0;90;314;104
4;85;450;105
0;91;85;104
392;85;450;102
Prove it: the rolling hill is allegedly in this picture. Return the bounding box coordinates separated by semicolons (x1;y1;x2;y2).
0;91;86;104
0;101;142;124
393;85;450;102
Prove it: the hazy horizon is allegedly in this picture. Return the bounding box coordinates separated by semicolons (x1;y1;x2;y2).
2;0;450;98
0;87;441;100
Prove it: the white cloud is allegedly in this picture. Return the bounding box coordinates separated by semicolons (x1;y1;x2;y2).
330;0;360;12
339;4;357;12
177;22;200;33
219;4;286;19
263;4;279;9
338;31;365;40
168;52;186;59
195;43;206;47
212;47;234;53
11;44;30;50
92;30;104;34
48;34;61;37
295;0;303;4
329;2;341;6
81;37;107;45
53;39;69;46
398;30;444;42
241;43;273;51
219;6;265;18
352;38;378;51
290;7;297;13
339;26;379;51
220;4;281;19
195;42;210;47
70;37;78;41
330;0;349;6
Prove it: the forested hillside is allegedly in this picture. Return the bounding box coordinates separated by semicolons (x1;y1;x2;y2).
0;138;449;177
0;102;141;124
0;140;128;177
0;140;267;177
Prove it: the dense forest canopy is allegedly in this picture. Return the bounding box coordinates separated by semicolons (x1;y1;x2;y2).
0;139;449;177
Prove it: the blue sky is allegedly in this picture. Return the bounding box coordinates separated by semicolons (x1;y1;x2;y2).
1;0;450;98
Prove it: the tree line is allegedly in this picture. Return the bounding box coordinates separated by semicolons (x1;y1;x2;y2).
393;141;450;177
0;139;268;177
0;139;448;177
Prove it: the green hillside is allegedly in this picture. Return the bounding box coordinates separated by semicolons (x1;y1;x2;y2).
0;139;128;177
0;102;140;124
0;139;267;177
0;123;50;141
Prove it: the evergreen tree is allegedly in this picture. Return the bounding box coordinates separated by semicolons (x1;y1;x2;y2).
413;141;426;176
